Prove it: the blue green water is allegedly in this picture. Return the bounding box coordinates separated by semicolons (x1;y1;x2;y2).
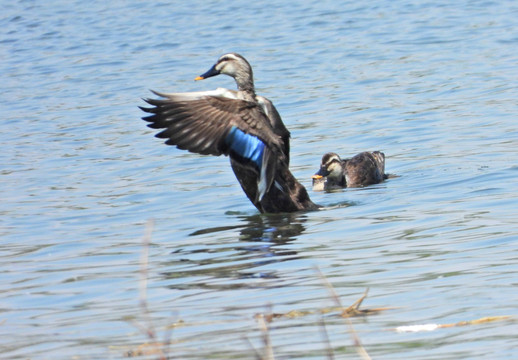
1;0;518;358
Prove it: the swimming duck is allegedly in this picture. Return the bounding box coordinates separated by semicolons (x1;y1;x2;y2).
312;151;388;191
140;53;320;213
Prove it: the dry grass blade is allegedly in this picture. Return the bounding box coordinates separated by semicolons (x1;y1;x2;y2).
395;315;513;333
126;219;169;360
340;288;369;317
257;313;275;360
441;315;512;328
315;266;372;360
243;335;264;360
139;219;155;338
318;316;335;360
126;342;169;358
246;306;276;360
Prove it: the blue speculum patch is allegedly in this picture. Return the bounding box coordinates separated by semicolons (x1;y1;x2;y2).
225;126;265;168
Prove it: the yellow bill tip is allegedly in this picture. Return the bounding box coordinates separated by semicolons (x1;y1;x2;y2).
311;175;323;180
194;76;204;81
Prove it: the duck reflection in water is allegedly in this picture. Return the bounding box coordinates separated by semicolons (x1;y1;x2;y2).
163;214;309;287
192;213;305;242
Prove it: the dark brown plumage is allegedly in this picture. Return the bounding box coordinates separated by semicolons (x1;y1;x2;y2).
140;53;320;213
312;151;388;191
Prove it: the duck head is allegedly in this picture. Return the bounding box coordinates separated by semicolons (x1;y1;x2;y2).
195;53;254;93
313;153;343;178
312;152;346;189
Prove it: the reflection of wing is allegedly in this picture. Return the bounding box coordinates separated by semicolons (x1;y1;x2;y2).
140;90;285;158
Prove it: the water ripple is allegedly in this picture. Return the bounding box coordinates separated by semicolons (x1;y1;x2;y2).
2;0;518;358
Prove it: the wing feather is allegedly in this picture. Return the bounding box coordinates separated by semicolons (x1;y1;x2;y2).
140;89;290;201
141;90;285;161
256;95;291;162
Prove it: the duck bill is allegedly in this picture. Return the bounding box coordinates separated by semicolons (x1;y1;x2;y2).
312;167;330;178
194;64;220;81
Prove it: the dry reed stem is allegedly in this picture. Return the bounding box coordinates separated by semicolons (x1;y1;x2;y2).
315;266;372;360
245;310;276;360
318;316;335;360
257;312;275;360
395;315;513;333
126;219;169;360
243;335;263;360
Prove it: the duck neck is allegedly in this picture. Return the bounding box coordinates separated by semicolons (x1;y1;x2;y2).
329;174;346;187
234;71;256;101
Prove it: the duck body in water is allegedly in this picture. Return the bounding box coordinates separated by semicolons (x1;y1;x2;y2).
312;151;389;191
140;53;320;213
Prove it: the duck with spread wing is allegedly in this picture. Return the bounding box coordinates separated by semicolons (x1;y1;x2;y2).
140;53;320;213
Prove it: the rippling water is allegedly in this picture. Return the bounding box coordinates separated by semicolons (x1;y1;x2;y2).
2;0;518;358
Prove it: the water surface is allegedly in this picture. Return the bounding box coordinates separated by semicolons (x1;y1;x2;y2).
1;0;518;358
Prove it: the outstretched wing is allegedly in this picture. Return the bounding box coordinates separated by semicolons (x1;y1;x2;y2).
140;90;287;201
140;90;285;159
